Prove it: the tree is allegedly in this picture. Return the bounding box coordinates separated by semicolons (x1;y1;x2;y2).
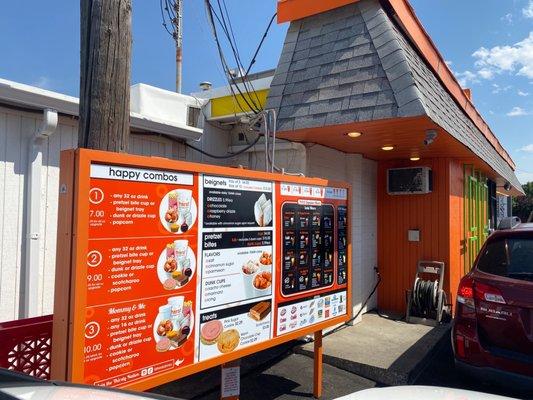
79;0;132;152
513;182;533;222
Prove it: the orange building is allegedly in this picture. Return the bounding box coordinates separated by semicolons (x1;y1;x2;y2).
266;0;524;314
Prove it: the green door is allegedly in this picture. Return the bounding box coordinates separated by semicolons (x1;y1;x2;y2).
464;165;489;273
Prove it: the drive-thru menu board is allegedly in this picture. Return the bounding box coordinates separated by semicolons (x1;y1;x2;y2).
52;149;351;391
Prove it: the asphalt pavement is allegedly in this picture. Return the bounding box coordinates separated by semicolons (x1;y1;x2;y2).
414;338;532;400
152;331;531;400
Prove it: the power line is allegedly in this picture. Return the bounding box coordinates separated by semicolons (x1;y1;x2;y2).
246;12;277;76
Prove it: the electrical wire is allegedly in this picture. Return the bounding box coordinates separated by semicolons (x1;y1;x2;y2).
245;12;277;76
320;269;381;338
205;0;260;115
184;133;261;159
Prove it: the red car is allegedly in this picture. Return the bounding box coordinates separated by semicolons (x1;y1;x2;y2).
453;218;533;390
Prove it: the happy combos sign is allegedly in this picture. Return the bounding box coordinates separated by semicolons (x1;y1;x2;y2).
52;149;351;391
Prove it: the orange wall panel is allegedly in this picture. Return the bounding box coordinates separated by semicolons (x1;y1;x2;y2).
447;159;464;312
377;158;464;314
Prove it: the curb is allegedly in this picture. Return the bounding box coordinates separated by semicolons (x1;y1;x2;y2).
294;324;451;386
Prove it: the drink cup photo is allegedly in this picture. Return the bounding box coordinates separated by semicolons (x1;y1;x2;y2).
168;296;184;318
174;240;189;263
158;304;171;320
176;189;192;217
242;260;259;298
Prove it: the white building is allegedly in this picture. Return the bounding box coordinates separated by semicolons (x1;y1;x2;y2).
0;75;378;323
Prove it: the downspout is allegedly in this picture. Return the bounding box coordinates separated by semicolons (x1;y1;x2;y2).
22;108;58;318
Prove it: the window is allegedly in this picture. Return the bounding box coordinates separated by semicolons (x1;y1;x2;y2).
477;237;533;281
187;106;201;128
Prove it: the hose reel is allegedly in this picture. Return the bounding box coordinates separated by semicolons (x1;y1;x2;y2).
406;261;447;326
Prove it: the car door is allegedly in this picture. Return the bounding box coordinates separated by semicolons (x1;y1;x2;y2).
473;235;533;358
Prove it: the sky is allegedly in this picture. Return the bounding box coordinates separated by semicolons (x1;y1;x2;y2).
0;0;531;183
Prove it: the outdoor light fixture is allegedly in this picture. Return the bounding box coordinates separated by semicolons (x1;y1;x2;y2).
381;145;394;151
410;157;420;161
346;131;362;138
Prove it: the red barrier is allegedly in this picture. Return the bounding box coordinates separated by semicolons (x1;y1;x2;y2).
0;315;53;379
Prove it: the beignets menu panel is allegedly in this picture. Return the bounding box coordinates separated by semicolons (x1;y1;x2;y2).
54;149;351;392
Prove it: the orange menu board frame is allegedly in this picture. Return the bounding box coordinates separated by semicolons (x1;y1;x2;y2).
51;148;352;392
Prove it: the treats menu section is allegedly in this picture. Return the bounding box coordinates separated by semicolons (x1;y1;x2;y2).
56;150;350;391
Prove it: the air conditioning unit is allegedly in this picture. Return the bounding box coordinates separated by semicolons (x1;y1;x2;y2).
387;167;432;195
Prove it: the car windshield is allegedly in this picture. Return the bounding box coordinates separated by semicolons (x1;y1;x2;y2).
477;237;533;281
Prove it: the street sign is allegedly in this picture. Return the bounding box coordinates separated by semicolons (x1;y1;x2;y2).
51;149;351;392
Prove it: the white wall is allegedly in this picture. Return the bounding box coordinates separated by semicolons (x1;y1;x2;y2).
0;106;186;322
0;106;377;325
306;145;378;322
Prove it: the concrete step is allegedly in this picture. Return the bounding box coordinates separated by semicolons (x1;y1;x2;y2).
295;312;451;386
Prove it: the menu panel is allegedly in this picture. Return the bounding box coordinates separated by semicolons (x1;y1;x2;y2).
337;205;348;285
198;300;272;362
200;231;272;309
58;151;351;391
83;164;198;387
280;202;335;296
197;175;275;363
276;290;347;335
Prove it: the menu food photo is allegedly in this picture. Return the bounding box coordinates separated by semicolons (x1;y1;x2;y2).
54;150;350;391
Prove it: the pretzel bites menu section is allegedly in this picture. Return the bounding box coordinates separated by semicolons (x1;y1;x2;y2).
84;164;199;387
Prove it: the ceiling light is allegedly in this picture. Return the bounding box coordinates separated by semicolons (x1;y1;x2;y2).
346;131;362;138
410;157;420;161
381;145;394;151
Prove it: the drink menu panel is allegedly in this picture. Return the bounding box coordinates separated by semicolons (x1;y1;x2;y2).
280;203;335;296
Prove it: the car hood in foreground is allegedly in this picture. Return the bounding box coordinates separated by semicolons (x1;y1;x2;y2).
335;386;517;400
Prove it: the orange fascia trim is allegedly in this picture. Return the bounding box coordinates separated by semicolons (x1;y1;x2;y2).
388;0;515;170
277;0;360;23
276;0;516;171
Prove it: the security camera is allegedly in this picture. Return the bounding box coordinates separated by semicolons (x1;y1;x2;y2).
424;130;437;146
504;181;511;191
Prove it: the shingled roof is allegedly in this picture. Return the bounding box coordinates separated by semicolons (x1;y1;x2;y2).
266;0;521;191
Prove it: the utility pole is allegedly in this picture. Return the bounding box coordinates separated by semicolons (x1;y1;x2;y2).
173;0;183;93
79;0;132;152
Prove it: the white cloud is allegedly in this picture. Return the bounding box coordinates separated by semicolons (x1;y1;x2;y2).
519;143;533;152
31;76;52;90
523;0;533;18
455;70;478;86
517;171;533;184
492;83;512;93
507;106;529;116
518;90;530;96
501;13;513;24
472;32;533;79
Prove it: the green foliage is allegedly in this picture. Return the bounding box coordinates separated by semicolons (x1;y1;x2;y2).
513;182;533;222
